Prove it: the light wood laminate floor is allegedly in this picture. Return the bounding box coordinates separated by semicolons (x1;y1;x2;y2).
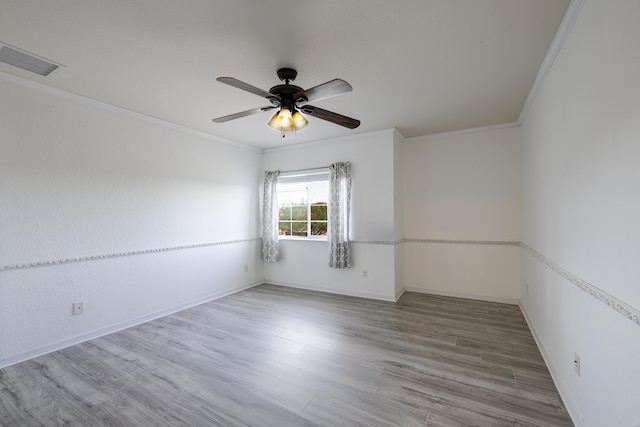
0;284;573;426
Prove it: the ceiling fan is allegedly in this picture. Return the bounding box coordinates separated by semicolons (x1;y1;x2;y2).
212;68;360;137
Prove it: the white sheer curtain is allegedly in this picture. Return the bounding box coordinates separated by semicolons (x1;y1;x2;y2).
328;162;352;268
262;170;280;262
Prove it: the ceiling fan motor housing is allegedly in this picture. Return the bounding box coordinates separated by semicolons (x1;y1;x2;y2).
276;67;297;84
269;83;304;110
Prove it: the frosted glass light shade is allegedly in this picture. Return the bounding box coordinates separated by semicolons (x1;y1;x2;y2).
292;111;308;130
267;112;281;129
268;108;307;131
268;108;293;130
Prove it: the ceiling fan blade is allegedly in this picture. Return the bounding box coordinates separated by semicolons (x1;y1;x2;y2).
300;105;360;129
217;77;279;101
212;106;276;123
294;79;352;105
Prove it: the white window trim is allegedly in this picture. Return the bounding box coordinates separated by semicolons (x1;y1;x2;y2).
277;167;329;184
277;167;329;241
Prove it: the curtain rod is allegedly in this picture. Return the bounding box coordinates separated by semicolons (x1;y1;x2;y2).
278;166;329;175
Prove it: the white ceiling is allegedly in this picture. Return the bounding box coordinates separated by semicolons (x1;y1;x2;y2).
0;0;569;150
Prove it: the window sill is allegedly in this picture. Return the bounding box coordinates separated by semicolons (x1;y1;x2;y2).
279;236;327;242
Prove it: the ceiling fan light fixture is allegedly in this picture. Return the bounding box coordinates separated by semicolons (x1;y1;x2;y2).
268;108;293;130
267;111;280;129
268;107;308;139
277;108;293;127
268;108;308;131
291;110;308;130
214;68;360;135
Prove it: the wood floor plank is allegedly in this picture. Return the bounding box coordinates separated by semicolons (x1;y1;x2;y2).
0;284;573;426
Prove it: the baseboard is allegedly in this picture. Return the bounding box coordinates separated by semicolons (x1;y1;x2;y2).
265;279;397;302
519;304;585;427
404;287;520;305
0;280;262;369
395;287;406;302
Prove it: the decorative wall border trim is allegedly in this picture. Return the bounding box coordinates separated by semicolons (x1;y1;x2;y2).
404;238;520;246
351;238;520;246
351;240;400;246
0;238;262;272
521;243;640;327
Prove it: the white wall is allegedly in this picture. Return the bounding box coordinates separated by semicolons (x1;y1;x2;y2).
393;130;405;299
262;130;400;300
403;127;522;303
0;75;264;367
520;0;640;425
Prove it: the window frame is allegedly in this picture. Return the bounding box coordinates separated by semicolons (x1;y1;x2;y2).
276;168;329;241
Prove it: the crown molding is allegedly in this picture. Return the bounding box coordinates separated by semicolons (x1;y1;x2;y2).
0;71;262;153
404;0;585;143
517;0;586;125
392;127;405;142
1;1;586;152
263;128;398;153
404;122;519;144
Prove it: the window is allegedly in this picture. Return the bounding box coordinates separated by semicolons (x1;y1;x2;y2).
277;168;329;239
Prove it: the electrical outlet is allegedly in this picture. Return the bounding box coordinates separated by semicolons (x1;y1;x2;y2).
72;301;84;315
244;264;248;273
363;270;368;279
574;353;581;377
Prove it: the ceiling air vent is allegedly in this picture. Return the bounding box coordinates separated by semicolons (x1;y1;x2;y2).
0;43;65;76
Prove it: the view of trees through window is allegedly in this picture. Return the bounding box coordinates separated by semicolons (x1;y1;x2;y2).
278;180;328;238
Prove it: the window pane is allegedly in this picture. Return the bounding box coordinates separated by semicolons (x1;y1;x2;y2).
279;206;291;220
291;205;307;220
276;174;328;240
278;222;291;236
311;221;327;236
291;221;307;236
282;191;306;206
308;181;328;204
278;183;307;207
310;204;327;220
